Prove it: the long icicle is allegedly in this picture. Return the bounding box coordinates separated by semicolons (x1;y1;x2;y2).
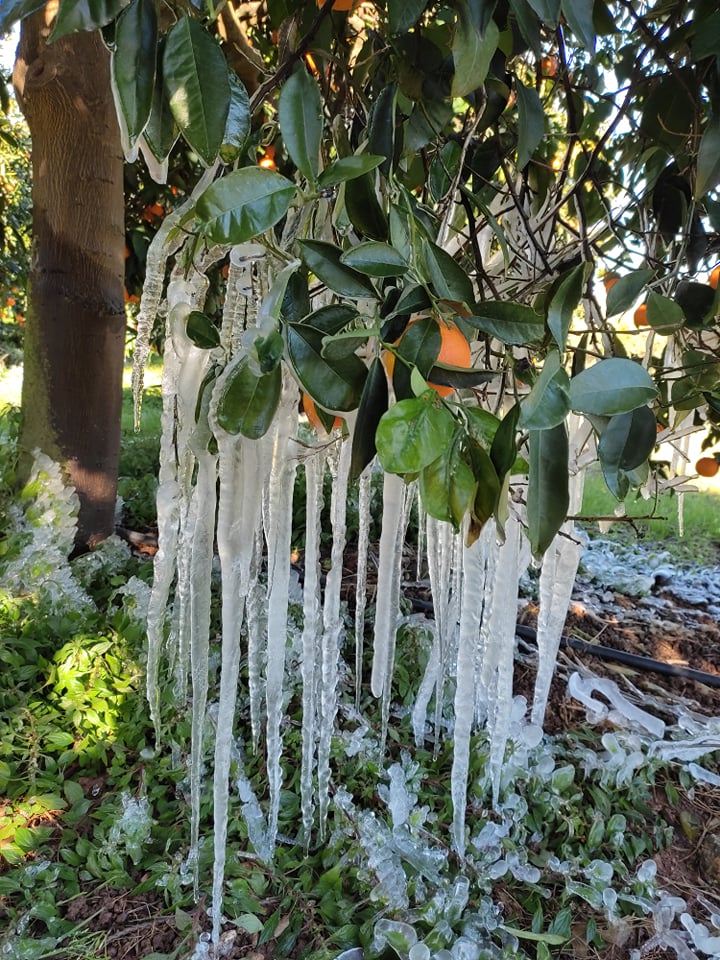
354;468;372;711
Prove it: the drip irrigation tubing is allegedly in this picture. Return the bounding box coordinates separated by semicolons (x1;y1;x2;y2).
408;596;720;689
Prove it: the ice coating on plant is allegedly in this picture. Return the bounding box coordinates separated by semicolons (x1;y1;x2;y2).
106;791;153;865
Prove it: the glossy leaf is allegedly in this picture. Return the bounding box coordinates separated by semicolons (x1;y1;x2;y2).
569;358;657;416
317;155;385;188
163;16;230;166
297;240;377;299
547;262;587;351
605;269;654;317
344;173;388;240
527;423;569;559
387;0;427;33
368;83;397;177
286;324;367;411
340;242;409;278
422;241;474;305
490;402;520;477
375;393;456;475
646;291;684;335
465;301;545;345
524;0;560;21
674;280;716;328
598;406;657;498
519;351;571;430
392;315;441;401
516;79;545;170
561;0;594;49
278;66;322;182
350;357;389;480
425;363;497;390
694;114;720;200
281;270;311;325
452;4;499;99
302;304;358;335
0;0;45;35
196;167;296;244
387;283;432;319
220;73;251;164
467;436;502;531
142;40;178;164
509;0;542;55
51;0;129;40
420;432;476;530
112;0;157;149
215;356;281;439
186;311;220;349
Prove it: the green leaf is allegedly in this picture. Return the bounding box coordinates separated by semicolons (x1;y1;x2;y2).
0;0;45;35
220;73;251;165
560;0;594;49
490;402;520;477
465;301;545;345
598;406;657;498
317;154;385;187
387;283;432;319
215;356;281;439
111;0;157;149
646;291;684;335
452;6;499;99
467;436;502;532
297;240;377;299
186;311;220;349
420;433;477;531
524;0;560;22
376;394;456;474
509;0;542;56
547;262;587;351
674;280;716;328
569;358;657;416
340;242;409;278
422;240;475;305
368;83;397;177
387;0;427;33
302;304;358;335
286;323;367;411
605;269;654;317
515;79;545;170
163;16;230;166
391;315;442;401
519;351;571;429
501;925;567;946
694;114;720;200
278;66;323;182
51;0;130;40
142;41;179;164
527;423;569;558
425;363;497;391
196;167;296;244
344;172;389;240
350;357;389;480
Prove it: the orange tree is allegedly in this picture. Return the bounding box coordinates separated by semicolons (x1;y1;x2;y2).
3;0;720;553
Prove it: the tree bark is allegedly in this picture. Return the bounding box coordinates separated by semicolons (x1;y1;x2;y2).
13;3;126;554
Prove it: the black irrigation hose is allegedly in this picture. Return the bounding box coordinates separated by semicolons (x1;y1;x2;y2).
408;597;720;689
514;623;720;689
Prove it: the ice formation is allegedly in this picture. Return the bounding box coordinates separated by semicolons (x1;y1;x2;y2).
131;219;621;947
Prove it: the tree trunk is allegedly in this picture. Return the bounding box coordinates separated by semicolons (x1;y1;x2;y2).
13;3;125;554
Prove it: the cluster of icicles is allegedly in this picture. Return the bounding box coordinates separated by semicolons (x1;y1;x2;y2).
132;204;586;946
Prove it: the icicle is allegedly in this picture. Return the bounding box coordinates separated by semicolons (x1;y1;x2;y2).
484;517;524;806
299;448;327;843
263;375;300;853
246;523;266;750
132;166;217;428
451;523;492;856
187;447;218;893
354;468;372;710
412;516;460;751
317;437;353;833
371;473;410;746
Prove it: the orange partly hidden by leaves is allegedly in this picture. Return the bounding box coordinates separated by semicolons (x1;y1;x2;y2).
385;316;472;398
302;393;342;432
258;144;276;170
709;264;720;290
633;303;649;328
696;456;719;478
316;0;355;8
141;202;165;223
602;272;618;293
539;55;559;79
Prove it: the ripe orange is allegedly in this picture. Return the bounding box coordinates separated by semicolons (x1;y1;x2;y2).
316;0;355;8
602;272;618;293
258;144;276;171
633;303;649;327
302;392;342;432
142;202;165;222
385;316;472;398
709;264;720;290
539;55;559;79
695;456;719;478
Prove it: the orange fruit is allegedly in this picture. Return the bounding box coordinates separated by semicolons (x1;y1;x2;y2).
142;202;165;222
633;303;649;327
385;316;472;398
709;264;720;290
302;393;342;432
602;272;618;293
695;456;719;478
316;0;355;8
539;55;559;79
258;144;276;170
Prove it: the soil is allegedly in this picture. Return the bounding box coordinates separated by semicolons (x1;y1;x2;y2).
38;541;720;958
